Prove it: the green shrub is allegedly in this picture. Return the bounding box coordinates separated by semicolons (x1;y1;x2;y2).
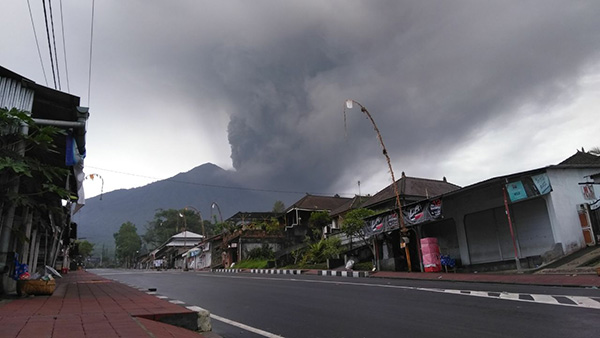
353;261;374;271
300;237;342;266
246;243;275;260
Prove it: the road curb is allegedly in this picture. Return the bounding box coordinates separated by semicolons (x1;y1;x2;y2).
250;269;303;275
319;270;370;277
211;268;242;273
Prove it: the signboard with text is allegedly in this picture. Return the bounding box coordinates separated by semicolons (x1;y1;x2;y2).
506;172;552;203
363;199;443;238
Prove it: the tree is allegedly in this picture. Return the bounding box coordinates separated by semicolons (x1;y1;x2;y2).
114;222;141;268
341;208;376;255
308;211;331;241
76;240;94;259
255;217;282;234
1;108;74;232
272;200;285;213
143;208;209;249
212;220;235;235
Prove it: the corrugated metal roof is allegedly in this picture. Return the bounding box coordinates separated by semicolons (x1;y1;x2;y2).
170;231;203;239
0;76;34;112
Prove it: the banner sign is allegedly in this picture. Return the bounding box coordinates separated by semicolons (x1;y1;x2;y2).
402;198;443;225
363;199;443;237
364;212;399;237
506;181;527;202
581;184;596;200
532;173;552;195
506;172;552;203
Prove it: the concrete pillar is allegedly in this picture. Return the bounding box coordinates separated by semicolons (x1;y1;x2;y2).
20;209;33;265
31;231;41;274
28;227;38;268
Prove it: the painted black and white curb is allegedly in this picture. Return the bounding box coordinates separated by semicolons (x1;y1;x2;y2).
319;270;369;278
212;268;242;273
250;269;303;275
211;268;369;278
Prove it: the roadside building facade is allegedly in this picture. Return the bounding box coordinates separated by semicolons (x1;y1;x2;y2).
362;151;600;271
1;66;88;294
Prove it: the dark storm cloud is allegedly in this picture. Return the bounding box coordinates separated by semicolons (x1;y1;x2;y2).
91;1;600;194
200;1;599;193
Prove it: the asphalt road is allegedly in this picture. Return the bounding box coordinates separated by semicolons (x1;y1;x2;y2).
92;269;600;338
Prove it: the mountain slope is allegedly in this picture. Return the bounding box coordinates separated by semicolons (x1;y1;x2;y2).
72;163;299;248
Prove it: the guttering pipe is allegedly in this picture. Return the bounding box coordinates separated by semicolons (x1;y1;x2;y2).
31;106;89;129
32;118;85;128
285;208;302;230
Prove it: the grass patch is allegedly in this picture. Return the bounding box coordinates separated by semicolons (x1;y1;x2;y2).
281;263;328;270
233;259;270;269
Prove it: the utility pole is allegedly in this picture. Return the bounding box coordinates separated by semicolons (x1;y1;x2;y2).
345;100;412;271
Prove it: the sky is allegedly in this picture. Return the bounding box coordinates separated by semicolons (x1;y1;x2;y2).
1;1;599;200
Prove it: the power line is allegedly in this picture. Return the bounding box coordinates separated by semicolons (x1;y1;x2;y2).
59;0;70;92
26;0;49;86
48;0;62;90
84;165;354;197
42;0;57;89
87;0;95;106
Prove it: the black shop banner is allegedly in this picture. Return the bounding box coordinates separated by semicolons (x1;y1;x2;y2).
363;199;443;237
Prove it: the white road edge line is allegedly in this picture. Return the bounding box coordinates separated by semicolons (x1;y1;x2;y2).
210;313;284;338
566;296;600;309
531;294;560;305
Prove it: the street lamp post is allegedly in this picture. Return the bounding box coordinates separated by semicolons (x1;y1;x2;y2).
345;99;412;272
178;212;188;271
184;206;205;238
211;202;223;224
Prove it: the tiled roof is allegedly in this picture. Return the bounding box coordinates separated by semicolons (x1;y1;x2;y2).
558;151;600;166
362;175;461;208
226;211;282;222
329;195;370;216
286;194;352;212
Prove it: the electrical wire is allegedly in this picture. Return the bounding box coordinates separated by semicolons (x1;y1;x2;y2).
59;0;70;92
87;0;95;106
26;0;49;86
48;0;61;90
84;165;354;197
42;0;57;89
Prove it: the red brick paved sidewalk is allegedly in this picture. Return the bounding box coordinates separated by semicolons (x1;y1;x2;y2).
0;271;206;337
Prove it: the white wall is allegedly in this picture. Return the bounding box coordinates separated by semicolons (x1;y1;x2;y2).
545;168;599;255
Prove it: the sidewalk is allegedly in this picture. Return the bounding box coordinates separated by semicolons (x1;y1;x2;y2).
368;270;600;287
310;245;600;287
0;270;207;338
